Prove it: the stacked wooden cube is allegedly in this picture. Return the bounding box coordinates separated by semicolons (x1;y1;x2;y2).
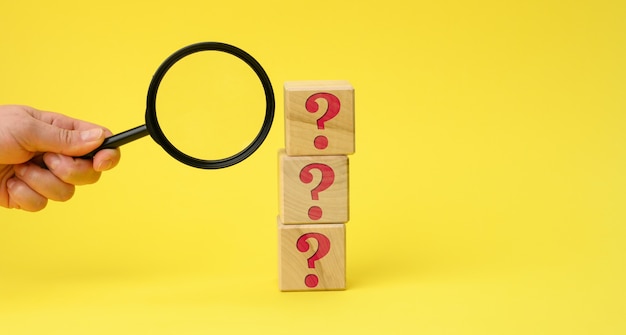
278;81;355;291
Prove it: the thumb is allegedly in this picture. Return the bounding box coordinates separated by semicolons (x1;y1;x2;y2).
25;122;106;156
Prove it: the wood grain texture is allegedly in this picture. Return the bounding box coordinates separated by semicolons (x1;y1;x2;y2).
278;150;349;224
278;218;346;291
284;80;355;156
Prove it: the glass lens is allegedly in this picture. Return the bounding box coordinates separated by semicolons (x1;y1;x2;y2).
155;50;267;160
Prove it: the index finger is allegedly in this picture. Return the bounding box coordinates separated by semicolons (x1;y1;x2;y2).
93;147;121;172
28;107;112;133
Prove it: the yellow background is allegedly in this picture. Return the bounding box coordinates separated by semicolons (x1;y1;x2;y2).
1;0;625;334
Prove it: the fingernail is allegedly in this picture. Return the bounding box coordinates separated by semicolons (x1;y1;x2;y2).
6;178;16;189
13;164;27;177
81;128;104;142
46;154;61;170
97;159;113;172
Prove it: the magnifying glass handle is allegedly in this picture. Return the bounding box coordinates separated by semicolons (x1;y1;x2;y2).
79;124;149;159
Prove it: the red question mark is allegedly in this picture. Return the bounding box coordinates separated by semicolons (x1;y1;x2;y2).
305;93;341;150
299;163;335;220
296;233;331;288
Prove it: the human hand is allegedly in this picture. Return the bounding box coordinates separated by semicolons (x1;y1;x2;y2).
0;105;121;211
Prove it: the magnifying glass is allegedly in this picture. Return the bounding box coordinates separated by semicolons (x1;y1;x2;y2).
81;42;275;169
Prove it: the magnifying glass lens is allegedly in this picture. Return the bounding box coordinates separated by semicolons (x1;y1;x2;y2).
78;42;274;168
155;50;266;160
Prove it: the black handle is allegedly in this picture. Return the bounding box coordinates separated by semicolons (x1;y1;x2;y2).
79;124;149;159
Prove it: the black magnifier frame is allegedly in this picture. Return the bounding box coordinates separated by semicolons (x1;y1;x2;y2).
81;42;275;169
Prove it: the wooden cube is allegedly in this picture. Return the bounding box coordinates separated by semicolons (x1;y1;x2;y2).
279;151;348;224
278;218;346;291
284;80;355;156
